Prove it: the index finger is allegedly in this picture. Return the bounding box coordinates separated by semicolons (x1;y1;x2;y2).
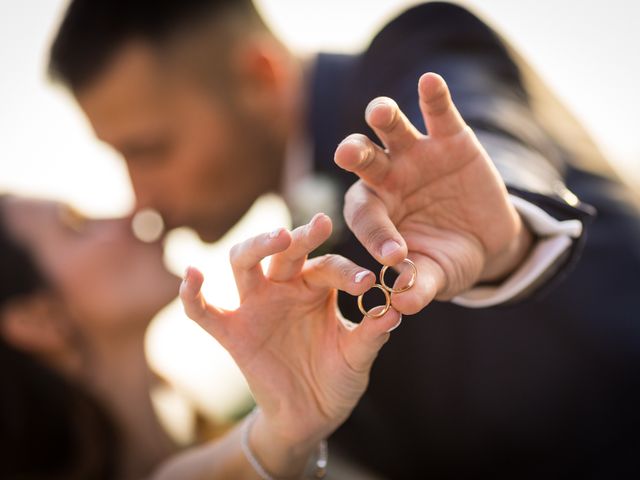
343;181;407;266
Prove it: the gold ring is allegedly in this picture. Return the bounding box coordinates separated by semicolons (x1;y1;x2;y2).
357;284;391;318
380;258;417;293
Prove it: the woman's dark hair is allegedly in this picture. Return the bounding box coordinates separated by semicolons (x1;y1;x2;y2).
0;195;120;479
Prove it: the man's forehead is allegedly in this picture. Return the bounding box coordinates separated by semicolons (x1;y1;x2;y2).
75;42;174;144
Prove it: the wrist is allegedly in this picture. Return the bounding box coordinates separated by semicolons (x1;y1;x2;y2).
248;410;317;479
479;216;534;283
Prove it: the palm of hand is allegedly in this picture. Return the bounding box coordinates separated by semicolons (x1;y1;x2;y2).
382;127;519;299
337;73;526;313
227;282;366;442
180;214;399;445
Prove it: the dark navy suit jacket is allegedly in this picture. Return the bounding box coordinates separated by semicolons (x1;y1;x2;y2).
306;3;640;478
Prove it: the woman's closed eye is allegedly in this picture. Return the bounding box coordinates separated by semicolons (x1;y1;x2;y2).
58;205;89;234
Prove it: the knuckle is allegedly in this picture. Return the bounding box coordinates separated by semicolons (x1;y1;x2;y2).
340;264;355;280
348;199;372;230
299;226;318;250
313;254;334;271
359;144;376;169
344;202;366;231
366;224;393;248
321;253;349;277
426;87;451;116
316;254;351;281
383;103;400;131
343;185;371;222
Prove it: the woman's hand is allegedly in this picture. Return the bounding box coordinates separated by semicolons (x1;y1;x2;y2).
179;213;400;477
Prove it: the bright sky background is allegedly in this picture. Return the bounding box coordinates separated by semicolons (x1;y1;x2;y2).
1;0;638;422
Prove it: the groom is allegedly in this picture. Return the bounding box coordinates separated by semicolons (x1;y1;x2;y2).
49;0;640;477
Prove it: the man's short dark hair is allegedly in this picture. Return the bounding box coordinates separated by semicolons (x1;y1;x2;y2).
49;0;259;92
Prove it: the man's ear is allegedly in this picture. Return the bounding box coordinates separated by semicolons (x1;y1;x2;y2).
0;293;72;357
231;35;291;114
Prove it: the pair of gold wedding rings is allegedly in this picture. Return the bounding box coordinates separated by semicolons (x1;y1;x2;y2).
357;258;417;318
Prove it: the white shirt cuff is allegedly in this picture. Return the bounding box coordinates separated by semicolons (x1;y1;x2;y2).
451;194;583;308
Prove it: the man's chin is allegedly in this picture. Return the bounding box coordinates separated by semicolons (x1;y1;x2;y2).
188;223;223;243
162;218;225;243
166;209;244;244
191;221;229;244
190;213;242;244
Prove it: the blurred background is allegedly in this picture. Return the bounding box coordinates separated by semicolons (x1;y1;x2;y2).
1;0;638;436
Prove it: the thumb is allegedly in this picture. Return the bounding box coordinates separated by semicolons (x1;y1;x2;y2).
343;307;401;373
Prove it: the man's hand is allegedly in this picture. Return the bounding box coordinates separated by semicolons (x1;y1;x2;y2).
335;73;533;314
179;214;400;478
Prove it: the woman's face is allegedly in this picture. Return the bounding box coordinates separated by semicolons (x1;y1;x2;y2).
3;197;180;334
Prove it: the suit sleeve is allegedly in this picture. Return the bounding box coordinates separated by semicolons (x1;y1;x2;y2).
346;1;595;304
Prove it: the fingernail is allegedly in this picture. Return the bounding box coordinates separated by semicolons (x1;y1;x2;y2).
310;212;324;226
380;240;401;258
340;137;363;148
183;266;191;281
365;99;386;118
354;270;371;283
340;139;368;164
386;315;402;333
269;228;283;239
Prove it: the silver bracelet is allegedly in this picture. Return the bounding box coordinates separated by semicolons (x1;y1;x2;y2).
241;408;328;479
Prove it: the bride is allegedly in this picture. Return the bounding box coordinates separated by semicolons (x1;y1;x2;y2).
0;194;399;479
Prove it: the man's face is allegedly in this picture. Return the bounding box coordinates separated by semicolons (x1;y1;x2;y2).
76;42;283;242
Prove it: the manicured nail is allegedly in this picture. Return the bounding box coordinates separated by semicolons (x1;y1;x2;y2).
380;240;401;258
354;271;371;283
269;228;283;239
310;212;324;227
386;315;402;333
